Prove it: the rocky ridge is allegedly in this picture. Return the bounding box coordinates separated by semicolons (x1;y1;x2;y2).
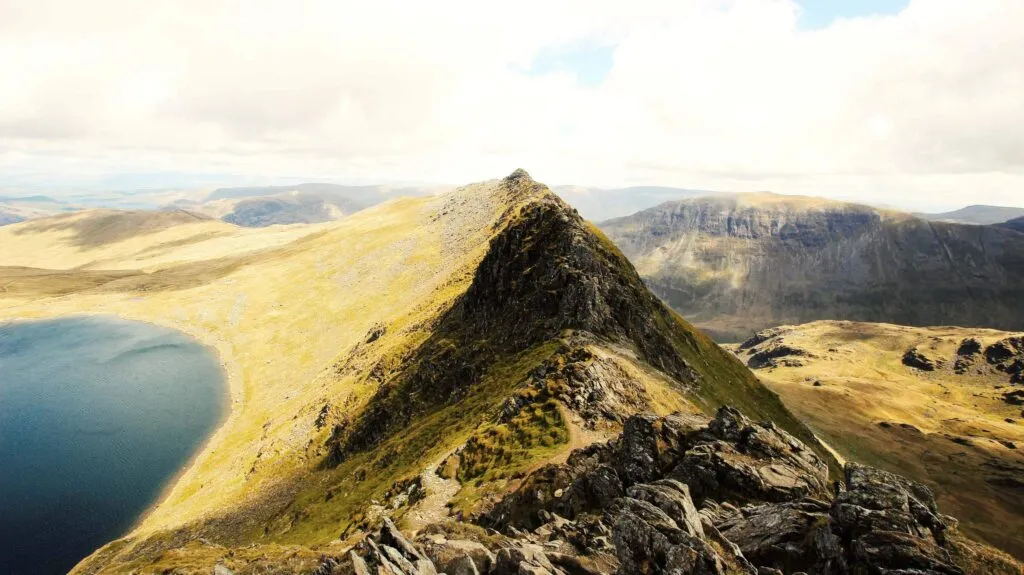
310;408;1019;575
61;174;1020;573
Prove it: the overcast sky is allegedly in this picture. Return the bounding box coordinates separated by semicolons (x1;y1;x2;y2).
1;0;1021;210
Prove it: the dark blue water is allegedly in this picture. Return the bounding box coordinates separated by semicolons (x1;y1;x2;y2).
0;316;226;575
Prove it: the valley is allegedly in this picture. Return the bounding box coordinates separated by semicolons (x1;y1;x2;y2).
730;321;1024;558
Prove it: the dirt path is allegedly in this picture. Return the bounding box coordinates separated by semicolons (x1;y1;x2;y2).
402;452;461;534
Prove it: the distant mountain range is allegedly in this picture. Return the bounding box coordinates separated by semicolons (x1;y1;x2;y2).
0;195;77;227
165;182;445;227
915;204;1024;225
601;193;1024;341
553;185;712;221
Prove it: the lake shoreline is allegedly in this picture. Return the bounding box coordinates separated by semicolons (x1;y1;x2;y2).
0;311;241;560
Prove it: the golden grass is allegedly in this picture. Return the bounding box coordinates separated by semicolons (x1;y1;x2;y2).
0;189;506;550
733;320;1024;559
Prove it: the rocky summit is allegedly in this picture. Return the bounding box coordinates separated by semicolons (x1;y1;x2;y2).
328;408;1018;575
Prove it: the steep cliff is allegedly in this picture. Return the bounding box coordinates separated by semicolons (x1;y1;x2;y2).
600;193;1024;340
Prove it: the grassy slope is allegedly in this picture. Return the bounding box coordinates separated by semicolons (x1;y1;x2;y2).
0;209;324;270
731;320;1024;559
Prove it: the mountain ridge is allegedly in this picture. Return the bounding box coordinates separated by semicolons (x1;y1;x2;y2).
915;204;1024;225
1;172;1017;573
600;193;1024;341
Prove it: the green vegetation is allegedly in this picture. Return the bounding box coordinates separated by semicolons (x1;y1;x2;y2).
271;341;563;545
458;397;569;483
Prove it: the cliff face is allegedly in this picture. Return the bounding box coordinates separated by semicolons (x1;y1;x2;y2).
600;194;1024;341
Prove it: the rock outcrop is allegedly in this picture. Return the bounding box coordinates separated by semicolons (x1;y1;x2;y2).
902;349;937;371
323;408;1018;575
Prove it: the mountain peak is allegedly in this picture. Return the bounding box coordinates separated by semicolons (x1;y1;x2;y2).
504;168;534;183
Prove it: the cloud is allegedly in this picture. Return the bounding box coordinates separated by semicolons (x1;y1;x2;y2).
0;0;1021;209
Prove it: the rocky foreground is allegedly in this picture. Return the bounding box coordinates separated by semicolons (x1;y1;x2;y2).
302;408;1019;575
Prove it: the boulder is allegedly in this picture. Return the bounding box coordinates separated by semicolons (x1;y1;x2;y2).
903;349;937;371
717;500;830;572
607;497;741;575
670;407;831;505
419;537;495;574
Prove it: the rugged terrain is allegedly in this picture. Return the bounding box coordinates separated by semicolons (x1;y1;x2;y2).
0;172;808;572
2;173;1018;574
337;408;1019;575
600;193;1024;340
730;321;1024;558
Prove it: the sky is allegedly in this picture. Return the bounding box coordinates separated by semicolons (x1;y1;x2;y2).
0;0;1021;211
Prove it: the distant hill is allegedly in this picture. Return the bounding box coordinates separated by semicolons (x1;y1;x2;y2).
554;185;713;221
0;195;59;203
0;209;25;226
601;192;1024;341
0;208;315;270
192;183;443;226
915;204;1024;225
0;196;76;226
997;216;1024;233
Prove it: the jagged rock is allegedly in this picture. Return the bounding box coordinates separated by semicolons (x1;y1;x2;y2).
341;406;1017;575
954;338;982;374
739;328;791;351
365;322;387;344
903;349;937;371
985;337;1023;364
381;517;424;562
985;337;1024;383
419;538;495;574
717;499;830;572
747;344;813;369
625;479;704;538
213;565;235;575
607;497;739;575
350;551;371;575
493;543;560;575
670;407;830;505
445;554;480;575
830;463;963;574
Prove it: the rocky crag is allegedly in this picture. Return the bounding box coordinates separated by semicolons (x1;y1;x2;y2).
320;408;1019;575
600;194;1024;341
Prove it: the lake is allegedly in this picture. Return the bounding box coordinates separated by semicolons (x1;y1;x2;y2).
0;316;226;574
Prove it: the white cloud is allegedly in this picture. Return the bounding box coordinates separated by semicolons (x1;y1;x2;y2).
0;0;1021;209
